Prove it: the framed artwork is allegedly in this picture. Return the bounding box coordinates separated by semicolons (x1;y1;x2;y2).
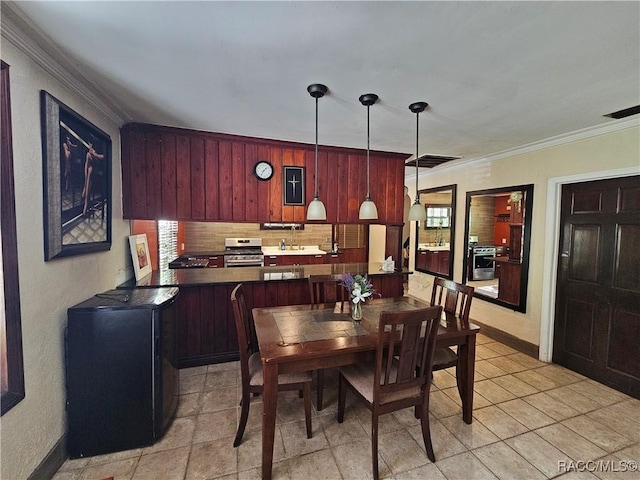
129;234;152;281
283;166;305;205
40;91;112;260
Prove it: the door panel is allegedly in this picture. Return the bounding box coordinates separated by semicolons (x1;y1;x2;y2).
554;175;640;399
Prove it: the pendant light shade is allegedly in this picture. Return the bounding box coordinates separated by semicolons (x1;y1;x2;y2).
407;101;429;222
306;84;328;221
358;93;379;220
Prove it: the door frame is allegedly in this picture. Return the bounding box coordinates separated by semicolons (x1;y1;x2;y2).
539;166;640;362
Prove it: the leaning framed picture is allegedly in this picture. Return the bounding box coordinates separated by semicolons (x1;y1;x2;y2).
283;166;305;205
40;91;112;260
129;234;152;281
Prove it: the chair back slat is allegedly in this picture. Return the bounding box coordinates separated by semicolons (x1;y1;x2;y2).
374;306;442;399
430;277;474;325
308;274;346;306
230;284;256;382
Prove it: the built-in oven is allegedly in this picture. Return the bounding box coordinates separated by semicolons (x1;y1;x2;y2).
224;238;264;268
471;246;496;280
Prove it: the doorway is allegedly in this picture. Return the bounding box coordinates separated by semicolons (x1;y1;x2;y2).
553;175;639;398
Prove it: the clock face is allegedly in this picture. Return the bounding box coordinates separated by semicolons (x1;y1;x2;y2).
254;160;274;181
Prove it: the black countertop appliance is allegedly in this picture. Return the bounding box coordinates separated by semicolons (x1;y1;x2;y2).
65;287;179;458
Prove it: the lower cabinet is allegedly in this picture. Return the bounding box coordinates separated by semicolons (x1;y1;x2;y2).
174;274;405;367
498;261;522;304
416;250;450;276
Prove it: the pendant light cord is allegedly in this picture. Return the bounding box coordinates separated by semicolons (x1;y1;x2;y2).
314;95;319;198
366;104;371;198
415;109;419;201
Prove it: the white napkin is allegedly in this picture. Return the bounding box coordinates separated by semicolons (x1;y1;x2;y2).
382;256;395;272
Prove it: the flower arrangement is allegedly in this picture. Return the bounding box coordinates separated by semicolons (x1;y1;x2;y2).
340;273;376;304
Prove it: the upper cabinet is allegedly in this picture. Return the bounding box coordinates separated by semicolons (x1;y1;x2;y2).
121;123;407;224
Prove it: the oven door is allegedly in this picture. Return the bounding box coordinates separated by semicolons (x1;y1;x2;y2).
472;252;495;280
224;256;264;268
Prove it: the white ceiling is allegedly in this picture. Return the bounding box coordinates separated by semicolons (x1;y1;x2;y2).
7;1;640;162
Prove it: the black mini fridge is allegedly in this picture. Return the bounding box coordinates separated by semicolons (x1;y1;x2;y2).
65;287;179;458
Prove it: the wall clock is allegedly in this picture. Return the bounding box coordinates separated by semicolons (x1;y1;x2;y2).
253;160;274;181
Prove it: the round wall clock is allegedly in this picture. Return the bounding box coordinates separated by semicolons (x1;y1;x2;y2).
253;160;274;181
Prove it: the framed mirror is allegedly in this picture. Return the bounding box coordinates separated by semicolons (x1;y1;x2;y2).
414;184;456;279
462;184;534;313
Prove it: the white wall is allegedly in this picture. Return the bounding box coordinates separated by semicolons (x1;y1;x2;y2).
0;40;131;479
406;125;640;347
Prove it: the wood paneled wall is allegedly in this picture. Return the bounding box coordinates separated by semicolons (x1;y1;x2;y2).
121;123;408;225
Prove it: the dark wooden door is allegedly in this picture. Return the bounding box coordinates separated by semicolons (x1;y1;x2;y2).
553;175;640;398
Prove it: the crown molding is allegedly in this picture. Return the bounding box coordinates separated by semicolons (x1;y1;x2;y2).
1;2;128;126
411;116;639;179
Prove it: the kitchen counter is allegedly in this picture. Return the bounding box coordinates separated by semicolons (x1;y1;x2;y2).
262;245;327;256
126;262;409;288
417;243;450;252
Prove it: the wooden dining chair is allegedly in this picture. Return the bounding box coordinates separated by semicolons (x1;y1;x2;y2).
337;306;443;480
308;274;346;411
430;277;474;387
230;284;313;447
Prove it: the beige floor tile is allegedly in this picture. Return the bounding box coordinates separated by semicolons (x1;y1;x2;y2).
474;441;546;480
176;392;201;417
86;448;142;467
392;406;422;427
587;407;640;442
475;344;504;360
378;428;431;475
318;411;368;446
429;389;464;418
612;443;640;463
605;399;640;423
497;399;555;430
476;333;494;345
52;470;83;480
486;356;529;374
432;369;457;389
440;415;500;450
181;366;208;377
554;471;600;479
514;370;562;391
79;457;138;480
200;385;239;413
492;375;539;397
474;405;529;439
441;386;493;410
567;380;631;407
332;437;391;479
287;449;342;480
505;431;573;478
395;462;447;480
535;424;607;461
352;403;405;436
237;427;287;472
475;360;509;379
132;446;189;480
545;386;604;413
562;415;634;452
522;392;581;421
180;373;206;394
193;408;239;444
506;352;547;370
592;454;639;480
57;457;91;472
185;436;238;480
533;364;584;385
239;460;291;480
407;417;467;460
435;451;498;479
280;418;328;458
142;416;196;454
208;361;240;373
205;370;238;389
484;342;518;356
474;379;516;404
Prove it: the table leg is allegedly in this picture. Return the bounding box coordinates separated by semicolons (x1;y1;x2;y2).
262;362;278;480
458;334;476;424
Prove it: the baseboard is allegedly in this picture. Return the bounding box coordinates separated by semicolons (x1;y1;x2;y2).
28;433;67;480
471;319;540;359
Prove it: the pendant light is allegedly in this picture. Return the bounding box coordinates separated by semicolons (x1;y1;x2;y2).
358;93;379;220
306;83;328;220
407;101;429;222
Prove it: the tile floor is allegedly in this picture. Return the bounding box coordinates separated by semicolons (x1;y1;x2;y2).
53;334;639;480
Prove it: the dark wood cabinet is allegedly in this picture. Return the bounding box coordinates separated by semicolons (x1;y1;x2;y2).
121;123;407;224
415;250;449;276
497;260;522;304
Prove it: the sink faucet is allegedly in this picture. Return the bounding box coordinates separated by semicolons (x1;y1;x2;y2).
290;225;298;249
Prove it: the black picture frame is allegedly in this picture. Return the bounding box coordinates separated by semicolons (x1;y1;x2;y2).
40;91;112;260
283;166;305;205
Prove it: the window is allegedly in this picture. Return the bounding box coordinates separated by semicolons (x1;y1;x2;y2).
1;60;25;415
424;204;451;228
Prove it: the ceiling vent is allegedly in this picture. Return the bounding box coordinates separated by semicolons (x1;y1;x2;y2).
405;154;462;168
604;105;640;119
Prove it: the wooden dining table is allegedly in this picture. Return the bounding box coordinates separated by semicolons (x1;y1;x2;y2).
252;296;480;480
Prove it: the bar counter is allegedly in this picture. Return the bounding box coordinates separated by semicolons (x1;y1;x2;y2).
121;263;410;367
126;262;410;288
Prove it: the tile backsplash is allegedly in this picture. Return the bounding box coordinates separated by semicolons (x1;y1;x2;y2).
183;222;333;252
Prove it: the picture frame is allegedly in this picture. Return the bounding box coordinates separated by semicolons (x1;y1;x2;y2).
283;166;305;205
40;91;112;260
129;234;152;281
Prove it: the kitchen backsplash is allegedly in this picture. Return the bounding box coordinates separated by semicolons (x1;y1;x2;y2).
183;222;333;252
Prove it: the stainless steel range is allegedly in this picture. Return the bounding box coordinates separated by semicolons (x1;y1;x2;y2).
224;238;264;268
471;245;496;280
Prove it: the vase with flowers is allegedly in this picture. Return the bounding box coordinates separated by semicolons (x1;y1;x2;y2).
340;273;377;321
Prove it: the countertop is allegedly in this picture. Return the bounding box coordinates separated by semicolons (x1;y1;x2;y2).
262;245;328;256
417;245;450;252
123;262;410;288
489;256;521;264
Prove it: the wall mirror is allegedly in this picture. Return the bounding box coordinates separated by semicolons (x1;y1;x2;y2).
462;184;534;313
414;184;456;279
